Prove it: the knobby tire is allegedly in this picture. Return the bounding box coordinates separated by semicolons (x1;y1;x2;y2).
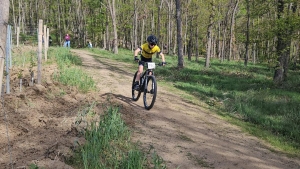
143;75;157;110
132;71;141;101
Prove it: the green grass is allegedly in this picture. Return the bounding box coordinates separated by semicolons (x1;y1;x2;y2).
11;46;37;67
11;46;96;93
87;47;300;156
50;47;96;93
68;105;166;169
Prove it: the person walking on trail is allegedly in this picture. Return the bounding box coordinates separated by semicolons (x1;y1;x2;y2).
87;41;92;48
64;34;71;47
133;35;166;90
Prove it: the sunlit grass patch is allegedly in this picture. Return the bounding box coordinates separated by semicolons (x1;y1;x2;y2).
51;47;96;93
69;106;167;169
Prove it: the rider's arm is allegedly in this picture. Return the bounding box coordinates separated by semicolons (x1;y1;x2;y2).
134;48;141;57
160;52;165;63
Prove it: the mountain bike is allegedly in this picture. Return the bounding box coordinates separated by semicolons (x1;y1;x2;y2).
132;61;163;110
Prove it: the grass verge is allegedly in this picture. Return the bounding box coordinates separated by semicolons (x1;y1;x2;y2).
50;47;96;93
68;105;166;169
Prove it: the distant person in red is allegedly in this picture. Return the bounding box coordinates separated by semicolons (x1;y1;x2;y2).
64;34;70;47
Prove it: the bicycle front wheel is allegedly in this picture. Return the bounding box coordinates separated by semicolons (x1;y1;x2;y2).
143;75;157;110
132;71;141;101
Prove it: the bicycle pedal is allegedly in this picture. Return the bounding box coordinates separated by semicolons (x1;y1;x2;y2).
133;85;140;90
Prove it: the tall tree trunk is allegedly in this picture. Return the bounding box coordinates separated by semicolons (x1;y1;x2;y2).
273;0;294;84
195;27;199;62
221;21;226;62
217;21;221;59
205;1;215;68
105;8;110;51
212;36;216;58
11;0;17;33
141;18;145;46
175;0;184;68
107;0;118;54
184;14;188;56
156;0;163;58
229;0;239;61
244;0;250;66
187;17;193;61
173;34;177;55
167;0;172;54
133;0;138;49
0;0;10;95
57;0;62;45
252;42;256;64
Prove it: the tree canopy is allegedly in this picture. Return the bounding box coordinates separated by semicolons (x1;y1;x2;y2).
8;0;300;82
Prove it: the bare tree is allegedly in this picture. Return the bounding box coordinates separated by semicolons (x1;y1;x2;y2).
106;0;118;54
132;0;138;50
244;0;250;66
166;0;173;55
273;0;297;84
156;0;164;58
205;1;215;68
229;0;239;61
175;0;184;68
0;0;10;94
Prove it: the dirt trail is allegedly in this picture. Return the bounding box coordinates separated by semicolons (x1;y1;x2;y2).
71;49;300;169
0;47;299;169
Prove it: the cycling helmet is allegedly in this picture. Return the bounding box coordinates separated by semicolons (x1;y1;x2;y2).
147;35;158;45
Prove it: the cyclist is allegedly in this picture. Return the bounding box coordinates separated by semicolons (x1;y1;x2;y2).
133;35;166;90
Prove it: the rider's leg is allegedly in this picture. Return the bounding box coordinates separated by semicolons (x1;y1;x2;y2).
133;64;143;90
135;65;143;82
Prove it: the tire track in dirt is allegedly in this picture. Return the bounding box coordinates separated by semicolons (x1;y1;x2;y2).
72;49;300;169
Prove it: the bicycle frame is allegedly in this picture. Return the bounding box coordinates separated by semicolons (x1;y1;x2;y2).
139;64;154;91
132;61;159;110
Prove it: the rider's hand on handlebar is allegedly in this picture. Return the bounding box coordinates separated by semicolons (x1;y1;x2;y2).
134;56;139;62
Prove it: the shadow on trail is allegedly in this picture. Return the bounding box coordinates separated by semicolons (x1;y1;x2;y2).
100;92;144;109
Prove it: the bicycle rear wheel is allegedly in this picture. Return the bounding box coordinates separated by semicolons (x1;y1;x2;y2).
143;75;157;110
132;71;141;101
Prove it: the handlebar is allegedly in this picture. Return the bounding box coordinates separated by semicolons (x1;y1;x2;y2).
135;60;166;66
134;56;166;66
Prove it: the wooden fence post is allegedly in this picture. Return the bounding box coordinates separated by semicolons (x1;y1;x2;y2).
37;19;43;84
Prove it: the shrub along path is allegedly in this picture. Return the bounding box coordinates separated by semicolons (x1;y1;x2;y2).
71;49;300;169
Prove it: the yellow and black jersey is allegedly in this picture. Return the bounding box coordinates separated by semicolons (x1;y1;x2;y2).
139;43;161;59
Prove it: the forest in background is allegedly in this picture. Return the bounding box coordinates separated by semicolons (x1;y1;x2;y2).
8;0;300;83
